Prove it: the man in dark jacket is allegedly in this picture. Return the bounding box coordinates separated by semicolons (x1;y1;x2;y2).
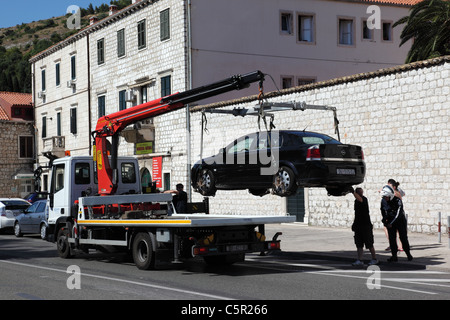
380;185;413;262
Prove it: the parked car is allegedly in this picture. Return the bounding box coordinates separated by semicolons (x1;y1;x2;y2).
24;192;48;203
14;200;49;240
192;130;365;197
0;198;31;232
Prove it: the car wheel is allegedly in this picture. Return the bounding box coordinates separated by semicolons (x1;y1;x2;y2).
272;166;297;197
196;169;217;197
14;223;23;238
40;224;47;240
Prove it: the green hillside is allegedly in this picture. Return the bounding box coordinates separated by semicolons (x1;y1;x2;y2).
0;0;131;94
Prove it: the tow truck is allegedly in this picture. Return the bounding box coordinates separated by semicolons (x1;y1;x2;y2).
42;71;295;270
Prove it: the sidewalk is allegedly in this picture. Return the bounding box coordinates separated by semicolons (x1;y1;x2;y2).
265;223;450;272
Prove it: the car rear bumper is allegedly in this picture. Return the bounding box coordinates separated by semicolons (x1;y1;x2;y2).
298;161;365;187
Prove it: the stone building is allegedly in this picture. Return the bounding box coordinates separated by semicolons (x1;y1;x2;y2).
0;92;34;198
29;0;416;194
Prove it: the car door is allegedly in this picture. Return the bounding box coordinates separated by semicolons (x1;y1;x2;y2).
21;202;38;233
30;202;46;233
223;134;257;187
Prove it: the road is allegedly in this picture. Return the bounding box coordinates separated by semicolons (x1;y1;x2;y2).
1;232;450;305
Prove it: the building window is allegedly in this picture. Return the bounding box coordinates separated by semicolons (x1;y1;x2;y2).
55;63;60;86
41;69;46;92
137;19;146;49
140;86;148;104
119;90;127;111
97;38;105;65
117;29;126;57
160;9;170;41
298;14;314;43
280;11;293;35
338;18;355;46
70;108;77;135
297;77;316;86
362;20;373;41
161;75;171;97
42;116;47;138
56;112;61;136
98;95;106;118
19;136;33;159
382;22;393;41
281;76;294;89
71;56;76;80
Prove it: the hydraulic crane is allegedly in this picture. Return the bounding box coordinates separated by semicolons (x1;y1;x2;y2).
92;71;265;196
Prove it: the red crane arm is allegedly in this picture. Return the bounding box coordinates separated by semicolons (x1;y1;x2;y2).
93;71;265;196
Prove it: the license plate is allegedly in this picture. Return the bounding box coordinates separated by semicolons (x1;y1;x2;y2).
337;168;356;175
226;244;248;252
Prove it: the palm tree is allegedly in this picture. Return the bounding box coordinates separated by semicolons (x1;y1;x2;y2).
393;0;450;63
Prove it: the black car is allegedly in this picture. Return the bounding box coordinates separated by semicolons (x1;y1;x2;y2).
191;130;365;197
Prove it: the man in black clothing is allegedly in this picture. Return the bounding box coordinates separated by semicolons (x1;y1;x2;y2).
351;187;378;266
172;183;188;213
164;183;188;213
380;185;413;262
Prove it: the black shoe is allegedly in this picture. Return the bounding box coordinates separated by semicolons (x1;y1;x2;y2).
406;253;413;261
387;256;398;263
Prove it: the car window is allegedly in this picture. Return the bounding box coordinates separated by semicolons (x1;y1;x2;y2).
283;132;340;145
228;136;255;154
257;132;281;150
302;137;327;144
0;200;30;211
37;202;46;212
26;202;39;213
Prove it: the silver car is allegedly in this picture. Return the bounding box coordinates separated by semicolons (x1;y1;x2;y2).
0;198;31;232
14;200;49;240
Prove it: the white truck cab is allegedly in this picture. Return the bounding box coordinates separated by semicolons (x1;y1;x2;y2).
47;156;141;235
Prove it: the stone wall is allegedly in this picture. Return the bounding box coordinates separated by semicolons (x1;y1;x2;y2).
0;121;35;198
182;56;450;234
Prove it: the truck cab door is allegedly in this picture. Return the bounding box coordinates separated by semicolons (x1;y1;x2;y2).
49;163;69;224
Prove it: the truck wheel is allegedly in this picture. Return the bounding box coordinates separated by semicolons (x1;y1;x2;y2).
132;232;156;270
57;227;73;259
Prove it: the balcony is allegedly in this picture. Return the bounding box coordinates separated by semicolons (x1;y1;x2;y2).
42;136;66;158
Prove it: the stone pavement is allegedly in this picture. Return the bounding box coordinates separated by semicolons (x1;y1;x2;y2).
265;223;450;272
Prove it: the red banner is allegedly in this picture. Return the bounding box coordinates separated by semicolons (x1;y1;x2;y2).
152;157;163;188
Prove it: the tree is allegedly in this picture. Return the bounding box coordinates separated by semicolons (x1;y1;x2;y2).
393;0;450;63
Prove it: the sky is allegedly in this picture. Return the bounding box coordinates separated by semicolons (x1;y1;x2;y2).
0;0;110;28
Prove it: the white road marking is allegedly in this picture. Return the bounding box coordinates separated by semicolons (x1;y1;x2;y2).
0;259;233;300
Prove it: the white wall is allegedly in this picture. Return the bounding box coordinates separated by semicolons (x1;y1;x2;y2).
184;57;450;234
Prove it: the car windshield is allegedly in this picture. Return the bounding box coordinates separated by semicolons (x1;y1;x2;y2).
0;200;30;210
